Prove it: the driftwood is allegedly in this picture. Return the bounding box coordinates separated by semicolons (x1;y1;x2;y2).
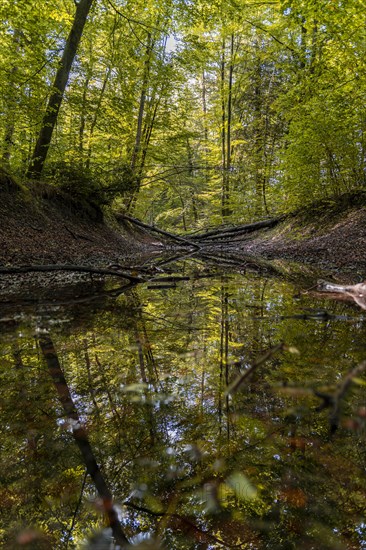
117;214;201;249
0;264;143;282
317;280;366;310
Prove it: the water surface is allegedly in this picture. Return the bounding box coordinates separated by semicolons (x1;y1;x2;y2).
1;259;366;549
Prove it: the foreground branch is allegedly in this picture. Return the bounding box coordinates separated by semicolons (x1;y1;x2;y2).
226;343;285;395
124;501;242;548
316;360;366;433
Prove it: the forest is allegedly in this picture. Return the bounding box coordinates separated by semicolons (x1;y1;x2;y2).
1;0;365;228
2;1;366;550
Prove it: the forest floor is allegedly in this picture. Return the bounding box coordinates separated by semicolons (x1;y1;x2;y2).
1;186;365;278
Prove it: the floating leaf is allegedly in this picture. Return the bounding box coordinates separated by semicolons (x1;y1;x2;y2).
351;377;366;386
287;346;300;355
120;383;148;393
226;472;257;501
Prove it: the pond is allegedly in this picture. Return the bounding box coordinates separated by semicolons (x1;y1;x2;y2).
1;256;366;549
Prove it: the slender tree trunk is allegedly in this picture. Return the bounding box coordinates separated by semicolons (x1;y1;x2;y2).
225;34;235;219
226;34;234;177
202;70;208;143
128;36;167;214
126;34;154;213
299;17;307;70
131;33;153;173
220;39;228;220
79;72;91;166
139;92;160;177
2;30;21;168
187;138;198;223
253;44;265;217
86;66;111;169
2;102;16;169
221;36;235;220
26;0;94;179
201;70;210;191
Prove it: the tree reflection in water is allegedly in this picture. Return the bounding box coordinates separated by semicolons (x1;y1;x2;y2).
1;266;366;549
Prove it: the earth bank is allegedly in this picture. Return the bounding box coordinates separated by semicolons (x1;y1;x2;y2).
1;185;366;277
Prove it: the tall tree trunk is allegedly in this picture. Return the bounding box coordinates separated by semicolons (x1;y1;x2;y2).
79;71;91;167
139;90;160;177
127;34;166;213
225;34;235;219
2;101;16;169
86;66;111;170
253;44;265;217
202;70;208;143
201;70;210;197
187;138;199;223
309;20;318;74
2;30;21;168
131;33;153;174
299;17;307;70
126;33;154;213
220;38;228;220
26;0;94;179
221;36;235;220
226;34;234;177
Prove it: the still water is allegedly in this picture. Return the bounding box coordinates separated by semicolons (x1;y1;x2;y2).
1;258;366;549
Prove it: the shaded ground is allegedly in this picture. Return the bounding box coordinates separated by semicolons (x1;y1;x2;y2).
0;188;160;267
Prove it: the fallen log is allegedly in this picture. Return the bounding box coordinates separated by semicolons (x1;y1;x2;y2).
116;214;201;249
0;264;143;282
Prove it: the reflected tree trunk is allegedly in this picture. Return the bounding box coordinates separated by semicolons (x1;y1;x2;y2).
218;279;230;442
38;334;130;547
83;339;100;418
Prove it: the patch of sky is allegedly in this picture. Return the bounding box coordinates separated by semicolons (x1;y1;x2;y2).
166;34;178;53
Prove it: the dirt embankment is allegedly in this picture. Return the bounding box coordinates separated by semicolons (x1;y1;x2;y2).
1;183;366;275
0;186;160;267
238;192;366;274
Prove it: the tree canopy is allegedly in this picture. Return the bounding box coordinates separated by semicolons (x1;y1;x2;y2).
1;0;365;227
